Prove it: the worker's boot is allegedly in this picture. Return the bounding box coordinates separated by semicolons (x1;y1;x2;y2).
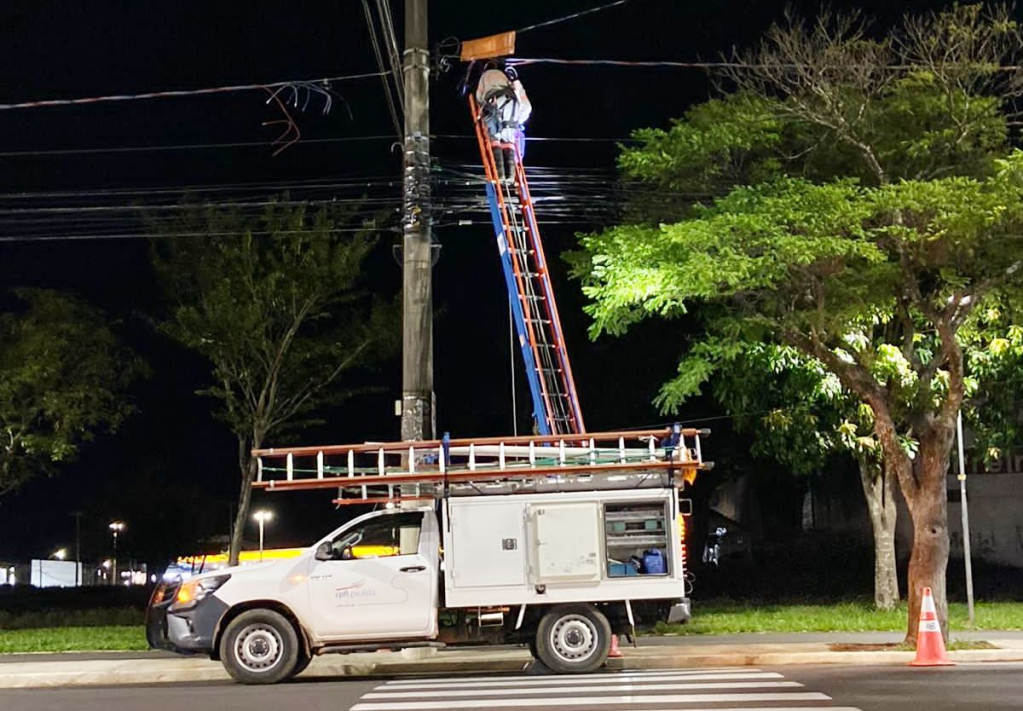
503;149;517;186
492;147;507;183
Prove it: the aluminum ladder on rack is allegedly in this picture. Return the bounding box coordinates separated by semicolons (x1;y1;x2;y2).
251;426;712;505
469;94;584;437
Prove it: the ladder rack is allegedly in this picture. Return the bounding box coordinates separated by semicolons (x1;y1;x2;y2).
252;426;711;505
470;93;584;437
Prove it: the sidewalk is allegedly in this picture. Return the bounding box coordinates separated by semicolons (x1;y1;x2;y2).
2;633;1023;688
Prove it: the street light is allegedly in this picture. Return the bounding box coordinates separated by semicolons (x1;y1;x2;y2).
109;521;125;586
52;548;67;560
252;510;274;562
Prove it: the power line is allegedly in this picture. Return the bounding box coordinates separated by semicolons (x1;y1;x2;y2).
362;0;403;139
0;227;393;243
0;71;390;112
516;0;636;34
510;57;1023;71
0;134;632;158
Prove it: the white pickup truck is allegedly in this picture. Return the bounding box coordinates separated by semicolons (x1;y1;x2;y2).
147;487;692;684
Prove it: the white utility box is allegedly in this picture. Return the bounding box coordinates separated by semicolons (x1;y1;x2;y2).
528;502;601;583
448;499;527;588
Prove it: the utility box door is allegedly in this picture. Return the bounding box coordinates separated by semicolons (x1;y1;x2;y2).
528;502;601;583
448;500;527;588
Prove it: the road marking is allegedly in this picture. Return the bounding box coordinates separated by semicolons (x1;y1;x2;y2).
350;692;832;710
366;680;803;698
382;667;757;685
380;671;784;688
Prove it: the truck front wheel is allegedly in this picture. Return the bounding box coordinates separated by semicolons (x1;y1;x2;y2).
535;604;611;674
220;609;300;684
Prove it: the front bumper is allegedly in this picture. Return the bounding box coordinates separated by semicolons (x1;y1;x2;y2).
667;598;691;624
146;581;228;655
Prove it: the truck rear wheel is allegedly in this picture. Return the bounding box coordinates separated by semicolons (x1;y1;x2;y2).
220;609;300;684
535;604;611;674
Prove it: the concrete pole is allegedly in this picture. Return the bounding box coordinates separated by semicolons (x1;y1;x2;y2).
957;411;976;627
400;0;435;447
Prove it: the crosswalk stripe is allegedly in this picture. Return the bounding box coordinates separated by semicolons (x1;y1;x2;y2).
379;671;783;689
382;667;757;685
350;691;832;710
366;680;802;699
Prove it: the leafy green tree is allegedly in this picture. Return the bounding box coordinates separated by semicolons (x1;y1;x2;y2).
152;200;396;565
572;5;1023;641
0;289;143;497
708;344;898;609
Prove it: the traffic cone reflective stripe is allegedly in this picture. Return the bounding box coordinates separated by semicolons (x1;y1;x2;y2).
608;634;623;658
909;587;954;667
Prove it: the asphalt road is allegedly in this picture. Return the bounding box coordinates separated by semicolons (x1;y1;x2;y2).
3;663;1022;711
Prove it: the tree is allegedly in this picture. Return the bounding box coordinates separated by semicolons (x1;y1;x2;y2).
706;343;898;609
152;200;395;565
571;5;1023;641
0;289;143;497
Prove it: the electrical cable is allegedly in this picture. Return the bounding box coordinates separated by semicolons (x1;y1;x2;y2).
362;0;403;139
516;0;637;34
509;57;1023;71
0;71;390;111
0;134;634;159
0;226;395;243
375;0;405;107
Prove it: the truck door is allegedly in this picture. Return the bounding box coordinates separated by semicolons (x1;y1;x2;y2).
305;510;438;641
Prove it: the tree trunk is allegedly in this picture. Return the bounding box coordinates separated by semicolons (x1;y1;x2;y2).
902;426;954;644
858;461;899;610
228;436;259;566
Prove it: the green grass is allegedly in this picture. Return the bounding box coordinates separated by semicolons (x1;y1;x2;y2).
655;600;1023;635
0;626;147;654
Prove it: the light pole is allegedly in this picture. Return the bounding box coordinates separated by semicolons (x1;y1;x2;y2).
71;511;82;586
52;548;67;560
109;521;125;586
252;510;273;562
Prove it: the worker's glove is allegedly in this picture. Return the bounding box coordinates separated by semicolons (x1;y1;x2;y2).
505;66;518;81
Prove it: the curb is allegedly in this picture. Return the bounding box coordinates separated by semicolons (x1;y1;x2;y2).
2;645;1023;689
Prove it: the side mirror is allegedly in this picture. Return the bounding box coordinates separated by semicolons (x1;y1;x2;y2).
315;542;333;561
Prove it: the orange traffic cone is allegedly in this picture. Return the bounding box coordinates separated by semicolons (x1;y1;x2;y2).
909;587;954;667
608;634;623;658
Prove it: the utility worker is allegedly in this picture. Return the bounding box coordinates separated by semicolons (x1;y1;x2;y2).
475;63;531;184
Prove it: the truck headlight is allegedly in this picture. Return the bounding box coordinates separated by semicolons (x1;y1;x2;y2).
170;575;231;611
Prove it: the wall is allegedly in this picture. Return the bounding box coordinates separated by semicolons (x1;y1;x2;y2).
947;473;1023;569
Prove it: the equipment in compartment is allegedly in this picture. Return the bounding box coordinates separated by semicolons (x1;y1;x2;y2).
604;503;669;577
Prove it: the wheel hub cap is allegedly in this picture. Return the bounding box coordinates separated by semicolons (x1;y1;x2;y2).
550;614;598;664
235;624;283;672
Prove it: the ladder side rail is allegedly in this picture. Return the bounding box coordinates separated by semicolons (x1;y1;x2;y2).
470;95;560;435
482;178;550;435
502;165;570;433
255;458;710;492
513;154;586;434
253;427;695;460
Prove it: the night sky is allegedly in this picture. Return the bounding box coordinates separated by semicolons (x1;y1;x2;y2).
0;0;946;567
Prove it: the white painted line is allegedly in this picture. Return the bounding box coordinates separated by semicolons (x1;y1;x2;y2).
366;680;803;698
382;668;758;685
379;671;783;689
351;692;831;710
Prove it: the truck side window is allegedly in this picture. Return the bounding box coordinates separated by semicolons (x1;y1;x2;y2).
329;512;423;560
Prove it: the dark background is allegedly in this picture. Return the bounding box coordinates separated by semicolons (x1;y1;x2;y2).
0;0;948;570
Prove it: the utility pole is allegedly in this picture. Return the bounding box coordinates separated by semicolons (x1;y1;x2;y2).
400;0;435;446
